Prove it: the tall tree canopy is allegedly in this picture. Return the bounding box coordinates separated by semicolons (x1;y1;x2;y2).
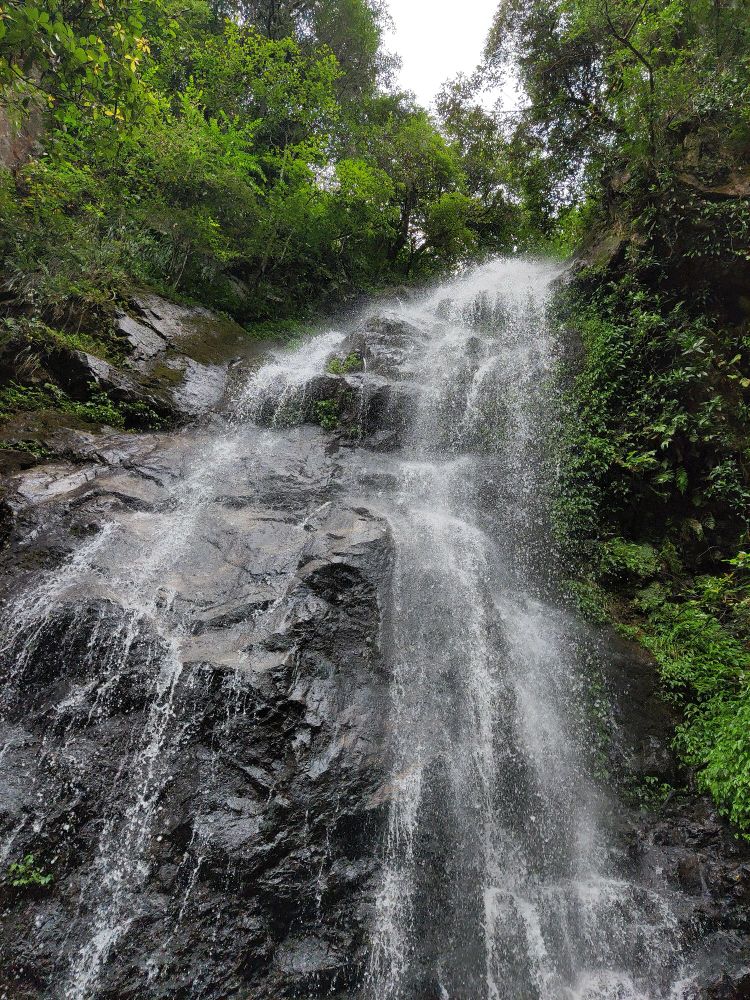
0;0;514;323
482;0;750;229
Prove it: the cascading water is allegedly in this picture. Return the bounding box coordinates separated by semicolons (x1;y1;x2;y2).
0;336;349;998
359;260;689;1000
0;258;707;1000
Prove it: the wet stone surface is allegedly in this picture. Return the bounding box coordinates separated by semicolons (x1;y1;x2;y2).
0;280;749;999
0;421;392;1000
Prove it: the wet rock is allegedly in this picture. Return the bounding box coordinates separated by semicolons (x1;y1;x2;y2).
165;356;228;415
676;854;704;894
704;970;750;1000
600;633;750;989
31;427;149;467
129;293;252;367
110;293;261;419
340;314;426;380
677;169;750;200
114;312;167;365
600;631;682;785
5;461;102;509
43;345;177;421
275;934;342;975
0;421;391;1000
254;362;417;450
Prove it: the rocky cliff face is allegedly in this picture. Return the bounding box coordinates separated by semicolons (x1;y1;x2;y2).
0;302;397;997
0;417;392;999
0;292;264;482
0;288;749;999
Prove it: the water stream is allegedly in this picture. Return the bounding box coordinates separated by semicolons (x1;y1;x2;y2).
0;259;696;999
358;260;687;1000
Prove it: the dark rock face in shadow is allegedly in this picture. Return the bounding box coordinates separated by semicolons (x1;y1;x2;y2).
594;632;750;1000
0;425;392;1000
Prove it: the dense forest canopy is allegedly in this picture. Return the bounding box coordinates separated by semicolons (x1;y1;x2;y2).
434;0;750;246
0;0;518;323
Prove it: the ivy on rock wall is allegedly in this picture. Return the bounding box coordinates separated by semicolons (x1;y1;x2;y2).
554;272;750;831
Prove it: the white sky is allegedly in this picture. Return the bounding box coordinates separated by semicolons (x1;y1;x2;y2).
385;0;500;108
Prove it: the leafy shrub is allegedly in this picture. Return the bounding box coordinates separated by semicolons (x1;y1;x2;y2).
637;600;750;830
0;380;164;431
326;352;363;375
599;538;660;581
315;397;340;431
7;854;53;889
562;578;611;623
0;439;53;459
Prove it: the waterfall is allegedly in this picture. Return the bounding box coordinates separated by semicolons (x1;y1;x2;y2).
360;259;687;1000
0;259;699;999
0;339;347;997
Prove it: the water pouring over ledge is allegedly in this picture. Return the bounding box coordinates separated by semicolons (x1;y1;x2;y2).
0;258;736;999
351;259;687;1000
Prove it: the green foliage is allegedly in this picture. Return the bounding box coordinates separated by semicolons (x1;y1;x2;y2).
563;577;611;624
0;0;510;329
0;0;151;116
0;317;165;430
2;316;120;362
625;775;679;812
635;596;750;831
0;379;163;430
569;532;750;830
326;352;363;375
599;539;660;581
315;397;341;431
220;0;396;98
482;0;750;244
435;75;519;252
555;265;750;831
0;437;52;458
7;854;53;888
553;276;750;558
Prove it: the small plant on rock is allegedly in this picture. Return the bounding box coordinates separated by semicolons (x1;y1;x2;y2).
7;854;53;889
315;398;341;431
326;353;363;375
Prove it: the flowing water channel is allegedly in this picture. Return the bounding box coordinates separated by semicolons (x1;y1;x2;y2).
0;259;697;999
357;261;687;1000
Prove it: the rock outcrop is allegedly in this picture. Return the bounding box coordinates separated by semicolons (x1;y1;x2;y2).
0;419;392;999
1;304;749;999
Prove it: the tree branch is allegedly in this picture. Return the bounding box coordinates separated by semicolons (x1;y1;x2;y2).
602;0;655;94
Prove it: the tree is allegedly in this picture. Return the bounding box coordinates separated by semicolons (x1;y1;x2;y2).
482;0;750;224
436;74;518;251
0;0;151;118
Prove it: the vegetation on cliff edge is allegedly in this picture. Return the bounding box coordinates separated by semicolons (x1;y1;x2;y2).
469;0;750;829
0;0;517;327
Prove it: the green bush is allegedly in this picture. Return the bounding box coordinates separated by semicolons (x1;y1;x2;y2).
637;599;750;830
599;538;660;581
326;352;363;375
7;854;53;889
315;397;341;431
0;380;164;431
